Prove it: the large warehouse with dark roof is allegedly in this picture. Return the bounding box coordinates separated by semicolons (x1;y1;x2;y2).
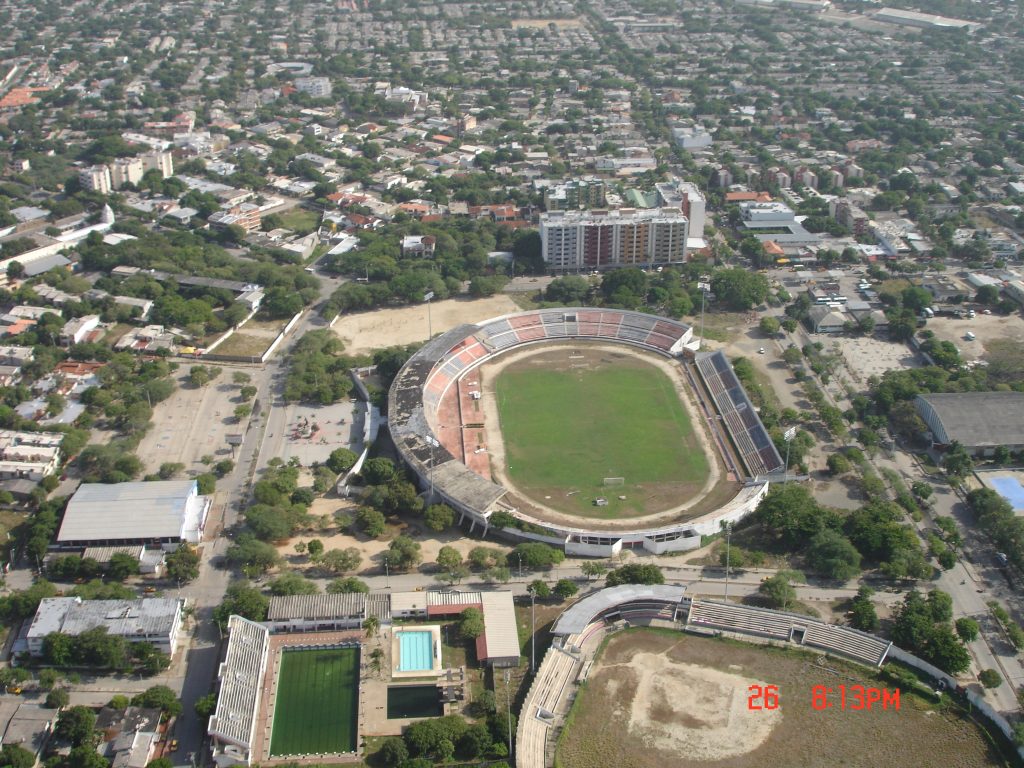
915;392;1024;456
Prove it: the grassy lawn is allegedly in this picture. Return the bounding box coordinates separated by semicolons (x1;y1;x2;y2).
213;333;274;357
269;648;359;756
277;207;321;235
494;359;709;514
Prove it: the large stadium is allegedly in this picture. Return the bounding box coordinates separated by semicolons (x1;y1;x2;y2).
388;308;785;555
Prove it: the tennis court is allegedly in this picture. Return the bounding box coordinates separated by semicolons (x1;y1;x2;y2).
269;647;359;756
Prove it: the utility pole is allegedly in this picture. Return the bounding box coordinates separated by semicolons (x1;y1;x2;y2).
504;669;512;750
383;554;390;589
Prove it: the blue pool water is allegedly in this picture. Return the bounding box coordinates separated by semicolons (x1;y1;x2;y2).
398;631;434;672
991;476;1024;511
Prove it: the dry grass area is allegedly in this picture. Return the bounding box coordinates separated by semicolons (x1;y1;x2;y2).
213;332;275;357
331;295;520;355
557;629;1004;768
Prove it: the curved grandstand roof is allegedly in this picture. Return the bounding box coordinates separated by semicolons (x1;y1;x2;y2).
388;309;695;526
552;584;687;636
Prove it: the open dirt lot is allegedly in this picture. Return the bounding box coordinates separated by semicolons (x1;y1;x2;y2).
832;336;920;383
135;370;248;473
277;498;515;576
557;629;1002;768
922;313;1024;362
331;295;520;355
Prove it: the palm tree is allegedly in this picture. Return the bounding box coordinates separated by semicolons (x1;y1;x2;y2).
363;616;380;639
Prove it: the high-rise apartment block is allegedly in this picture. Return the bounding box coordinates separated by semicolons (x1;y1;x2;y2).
543;177;607;211
79;165;112;194
540;208;689;271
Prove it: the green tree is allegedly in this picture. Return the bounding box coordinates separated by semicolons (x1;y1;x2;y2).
807;529;861;580
581;561;608;580
711;269;770;310
437;546;463;572
459;607;485;639
0;745;35;768
511;542;565;570
326;447;358;474
979;669;1002;688
319;547;361;574
165;545;200;582
213;581;270;626
553;579;579;600
528;580;551;598
131;685;183;717
45;688;71;709
378;737;409;768
758;572;800;610
387;536;422;570
605;563;664;587
849;587;879;631
327;577;369;594
955;617;979;642
194;693;217;721
268;572;318;595
424;504;456;532
55;706;97;746
107;553;140;581
759;316;780;336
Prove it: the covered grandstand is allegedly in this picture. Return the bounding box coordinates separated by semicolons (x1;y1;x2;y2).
516;588;897;768
209;616;270;768
388;309;777;556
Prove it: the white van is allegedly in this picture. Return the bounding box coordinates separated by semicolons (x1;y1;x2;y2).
965;331;976;341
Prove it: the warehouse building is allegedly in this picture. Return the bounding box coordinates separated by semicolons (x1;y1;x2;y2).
915;392;1024;457
55;480;211;548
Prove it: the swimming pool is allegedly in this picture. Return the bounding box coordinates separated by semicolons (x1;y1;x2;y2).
990;476;1024;511
397;630;434;672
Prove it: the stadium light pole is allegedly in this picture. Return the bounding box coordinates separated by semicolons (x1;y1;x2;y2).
423;290;435;340
529;585;537;673
783;426;796;483
698;276;711;348
723;521;732;602
425;435;440;502
504;669;512;750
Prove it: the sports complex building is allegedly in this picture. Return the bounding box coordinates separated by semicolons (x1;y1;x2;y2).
388;308;785;557
208;590;517;767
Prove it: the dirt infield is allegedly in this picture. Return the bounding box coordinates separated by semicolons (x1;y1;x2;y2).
331;295;520;355
477;342;736;529
557;630;1001;768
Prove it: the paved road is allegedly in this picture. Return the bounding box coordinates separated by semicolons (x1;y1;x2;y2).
167;270;346;764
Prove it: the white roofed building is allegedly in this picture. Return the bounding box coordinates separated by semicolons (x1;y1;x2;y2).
56;480;211;548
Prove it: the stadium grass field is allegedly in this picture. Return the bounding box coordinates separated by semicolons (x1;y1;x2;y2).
493;353;709;516
269;648;359;756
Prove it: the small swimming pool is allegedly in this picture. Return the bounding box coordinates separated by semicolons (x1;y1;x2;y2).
991;476;1024;511
397;630;434;672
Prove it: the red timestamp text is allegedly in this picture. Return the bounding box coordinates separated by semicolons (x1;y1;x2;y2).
811;684;900;711
747;684;780;710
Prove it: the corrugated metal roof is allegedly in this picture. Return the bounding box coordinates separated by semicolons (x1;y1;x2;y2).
57;480;199;542
479;591;519;661
208;617;269;749
552;585;687;636
267;594;367;621
391;591;430;613
428;591;482;606
26;597;181;641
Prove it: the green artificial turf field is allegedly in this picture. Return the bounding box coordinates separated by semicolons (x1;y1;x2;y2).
269;648;359;756
493;354;710;516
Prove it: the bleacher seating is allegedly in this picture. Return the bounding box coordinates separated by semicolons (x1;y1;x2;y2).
686;599;795;640
694;351;784;478
516;646;581;768
802;623;890;667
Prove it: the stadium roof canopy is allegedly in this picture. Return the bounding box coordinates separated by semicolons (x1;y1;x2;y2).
552;584;687;636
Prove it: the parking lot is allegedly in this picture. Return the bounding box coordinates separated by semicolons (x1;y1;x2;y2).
135;370;250;474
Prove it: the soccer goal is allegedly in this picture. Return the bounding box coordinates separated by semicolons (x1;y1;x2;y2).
603;477;625;487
